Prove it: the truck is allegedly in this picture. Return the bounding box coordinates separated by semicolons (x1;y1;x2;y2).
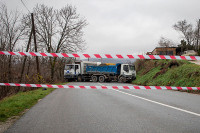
64;61;136;83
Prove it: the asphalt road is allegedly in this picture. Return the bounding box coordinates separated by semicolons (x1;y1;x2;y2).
5;82;200;133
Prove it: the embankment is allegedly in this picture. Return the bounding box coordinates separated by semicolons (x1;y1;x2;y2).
133;60;200;93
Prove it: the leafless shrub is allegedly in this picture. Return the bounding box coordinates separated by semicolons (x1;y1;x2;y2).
0;4;87;100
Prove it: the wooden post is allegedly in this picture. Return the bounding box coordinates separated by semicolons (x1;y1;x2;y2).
19;29;33;83
31;13;41;83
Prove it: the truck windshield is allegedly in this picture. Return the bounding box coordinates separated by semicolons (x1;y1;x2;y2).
123;65;129;72
65;65;74;70
129;65;135;71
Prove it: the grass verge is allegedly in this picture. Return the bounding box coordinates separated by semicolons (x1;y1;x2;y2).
0;82;67;122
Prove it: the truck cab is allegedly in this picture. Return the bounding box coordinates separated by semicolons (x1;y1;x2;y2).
64;64;80;81
64;61;100;81
119;64;136;82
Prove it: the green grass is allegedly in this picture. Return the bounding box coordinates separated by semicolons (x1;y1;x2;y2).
0;87;57;122
133;67;161;86
149;64;200;87
133;60;200;87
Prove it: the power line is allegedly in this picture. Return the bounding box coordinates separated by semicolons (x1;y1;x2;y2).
20;0;31;13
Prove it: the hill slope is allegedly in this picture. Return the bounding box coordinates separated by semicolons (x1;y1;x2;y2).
133;60;200;87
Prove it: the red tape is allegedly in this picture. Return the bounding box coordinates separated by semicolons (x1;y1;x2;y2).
0;83;199;90
0;51;199;60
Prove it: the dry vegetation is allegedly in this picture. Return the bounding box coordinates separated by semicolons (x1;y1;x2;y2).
0;4;87;100
0;56;72;100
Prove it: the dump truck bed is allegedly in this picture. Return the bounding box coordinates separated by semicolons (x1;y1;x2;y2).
86;64;120;74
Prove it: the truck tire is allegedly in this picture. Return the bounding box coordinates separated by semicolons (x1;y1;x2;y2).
99;76;105;82
91;75;98;82
77;76;82;82
119;76;126;83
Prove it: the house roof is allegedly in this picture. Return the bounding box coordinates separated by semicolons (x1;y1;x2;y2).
152;47;179;52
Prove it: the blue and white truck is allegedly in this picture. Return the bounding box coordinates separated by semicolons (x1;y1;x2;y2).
64;61;136;83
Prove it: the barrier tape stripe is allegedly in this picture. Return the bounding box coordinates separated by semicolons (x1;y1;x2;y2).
0;51;200;60
0;83;199;90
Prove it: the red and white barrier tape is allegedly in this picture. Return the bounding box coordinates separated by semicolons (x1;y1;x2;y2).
0;51;200;60
0;83;199;90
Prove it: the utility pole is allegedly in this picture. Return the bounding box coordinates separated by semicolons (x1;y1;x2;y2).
31;13;41;83
19;29;32;83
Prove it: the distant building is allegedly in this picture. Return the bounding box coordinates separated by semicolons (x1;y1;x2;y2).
151;47;181;55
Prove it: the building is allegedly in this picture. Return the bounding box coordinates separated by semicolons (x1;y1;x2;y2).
151;47;181;55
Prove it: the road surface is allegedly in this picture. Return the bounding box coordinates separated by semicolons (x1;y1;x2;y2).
5;82;200;133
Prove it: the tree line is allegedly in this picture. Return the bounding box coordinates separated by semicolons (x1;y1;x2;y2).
158;19;200;55
0;4;87;99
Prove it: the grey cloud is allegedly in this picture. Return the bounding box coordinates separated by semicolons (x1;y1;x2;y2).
2;0;200;54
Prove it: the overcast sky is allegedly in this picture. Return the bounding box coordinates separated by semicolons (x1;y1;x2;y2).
1;0;200;54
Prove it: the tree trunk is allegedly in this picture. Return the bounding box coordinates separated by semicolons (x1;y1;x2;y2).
8;55;12;82
26;59;31;77
196;19;200;50
50;57;57;83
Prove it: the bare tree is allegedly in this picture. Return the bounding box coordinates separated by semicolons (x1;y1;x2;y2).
173;20;194;48
0;4;25;82
158;37;175;47
0;14;7;51
194;19;200;50
0;4;86;99
22;4;87;82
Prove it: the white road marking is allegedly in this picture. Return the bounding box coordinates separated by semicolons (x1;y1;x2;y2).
98;83;200;117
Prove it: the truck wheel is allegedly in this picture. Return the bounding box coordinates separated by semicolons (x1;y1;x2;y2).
99;76;105;82
119;76;126;83
91;76;98;82
77;76;82;82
